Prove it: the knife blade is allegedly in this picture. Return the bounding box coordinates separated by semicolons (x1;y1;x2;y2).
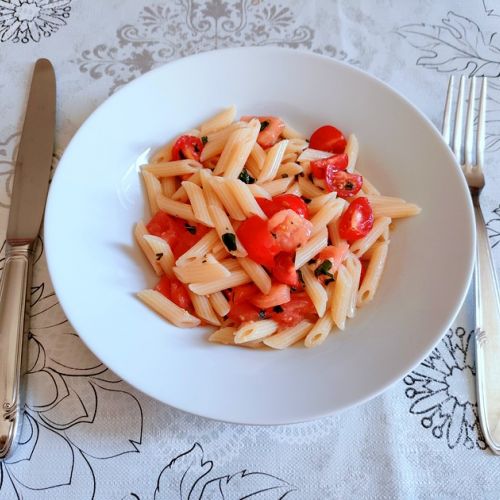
0;59;55;460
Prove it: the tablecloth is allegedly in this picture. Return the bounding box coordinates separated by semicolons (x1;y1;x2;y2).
1;1;500;498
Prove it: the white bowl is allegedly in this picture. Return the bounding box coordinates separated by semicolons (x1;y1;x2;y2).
44;47;474;425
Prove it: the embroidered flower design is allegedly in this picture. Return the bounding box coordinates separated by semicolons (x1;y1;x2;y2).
404;327;486;450
0;0;71;43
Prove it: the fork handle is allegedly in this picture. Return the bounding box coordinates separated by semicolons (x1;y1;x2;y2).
474;202;500;454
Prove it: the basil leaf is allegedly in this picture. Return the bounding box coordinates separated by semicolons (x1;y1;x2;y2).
155;253;163;261
260;120;270;132
184;223;196;234
222;233;237;251
258;310;267;319
238;168;256;184
314;260;333;278
273;305;284;313
201;135;208;145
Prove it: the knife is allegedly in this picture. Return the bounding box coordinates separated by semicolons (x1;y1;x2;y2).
0;59;55;460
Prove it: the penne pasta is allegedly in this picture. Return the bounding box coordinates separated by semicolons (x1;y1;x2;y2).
330;264;353;330
209;177;246;221
175;229;219;265
189;269;252;295
304;313;334;348
209;292;231;317
301;264;328;317
298;175;324;198
209;326;262;348
365;195;422;219
182;181;214;227
285;182;302;196
248;183;272;200
200;121;247;162
188;291;221;326
345;134;359;173
208;204;247;257
276;162;303;178
310;198;346;235
295;227;328;269
264;320;313;349
259;177;293;196
134;221;162;275
358;241;389;307
137;290;200;328
234;320;279;343
142;170;161;215
157;194;197;222
174;254;231;283
143;235;175;278
349;216;392;258
237;257;272;294
282;123;307;140
161;176;177;198
298;148;331;162
226;179;267;219
345;254;362;318
200;105;237;135
307;192;337;216
258;139;289;183
144;159;202;177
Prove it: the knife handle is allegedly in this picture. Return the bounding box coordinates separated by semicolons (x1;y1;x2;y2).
0;242;33;460
474;204;500;455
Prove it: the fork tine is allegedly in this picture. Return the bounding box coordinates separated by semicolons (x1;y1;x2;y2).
442;75;455;144
453;75;466;161
477;77;487;169
464;77;476;166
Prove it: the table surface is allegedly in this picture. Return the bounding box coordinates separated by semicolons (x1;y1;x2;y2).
1;1;500;499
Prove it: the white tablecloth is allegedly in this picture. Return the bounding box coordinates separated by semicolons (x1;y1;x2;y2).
1;1;500;498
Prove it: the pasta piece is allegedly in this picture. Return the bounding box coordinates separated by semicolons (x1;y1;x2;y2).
200;122;247;161
285;182;302;196
307;192;337;216
276;162;303;178
143;235;175;278
171;171;202;204
264;320;313;349
359;173;381;195
310;198;346;235
345;254;362;318
208;327;262;348
226;179;267;219
175;229;219;265
137;290;200;328
304;313;334;348
214;119;260;178
161;177;177;197
157;194;197;222
220;258;242;272
188;291;221;326
298;175;324;198
199;168;223;209
174;254;231;283
281;152;298;164
209;177;246;220
144;159;202;177
245;142;266;177
349;216;391;258
327;204;348;247
200;105;237;135
358;241;389;307
208;204;247;257
238;257;272;294
259;177;293;196
301;264;328;317
234;320;279;343
182;181;214;227
209;292;230;317
330;264;353;330
282;123;307;140
257;139;289;183
345;134;359;173
189;269;252;295
248;183;272;199
142;170;161;215
297;148;331;163
365;195;422;219
212;241;230;261
134;221;162;275
295;227;328;269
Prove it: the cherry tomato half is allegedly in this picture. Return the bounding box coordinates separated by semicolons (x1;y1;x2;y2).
325;170;363;198
272;252;299;287
256;194;309;219
236;215;281;267
310;153;348;180
171;135;204;161
338;197;374;242
309;125;347;154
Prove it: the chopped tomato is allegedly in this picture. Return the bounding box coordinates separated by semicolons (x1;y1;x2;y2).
155;275;192;311
309;125;347;154
325;170;363;198
310;153;348;180
267;292;316;327
338;197;374;242
146;211;209;258
232;283;260;305
272;252;299;286
268;209;313;253
171;135;204;161
241;115;284;148
256;194;309;219
251;284;290;309
236;215;281;267
228;302;262;323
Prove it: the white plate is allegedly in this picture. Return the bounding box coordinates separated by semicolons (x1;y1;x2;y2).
45;47;474;425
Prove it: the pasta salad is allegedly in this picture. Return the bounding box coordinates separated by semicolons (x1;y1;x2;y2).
135;106;421;349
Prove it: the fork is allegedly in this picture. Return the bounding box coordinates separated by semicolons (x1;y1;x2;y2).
443;75;500;455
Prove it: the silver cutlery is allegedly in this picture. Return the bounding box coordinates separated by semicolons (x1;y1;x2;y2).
0;59;56;459
443;75;500;455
